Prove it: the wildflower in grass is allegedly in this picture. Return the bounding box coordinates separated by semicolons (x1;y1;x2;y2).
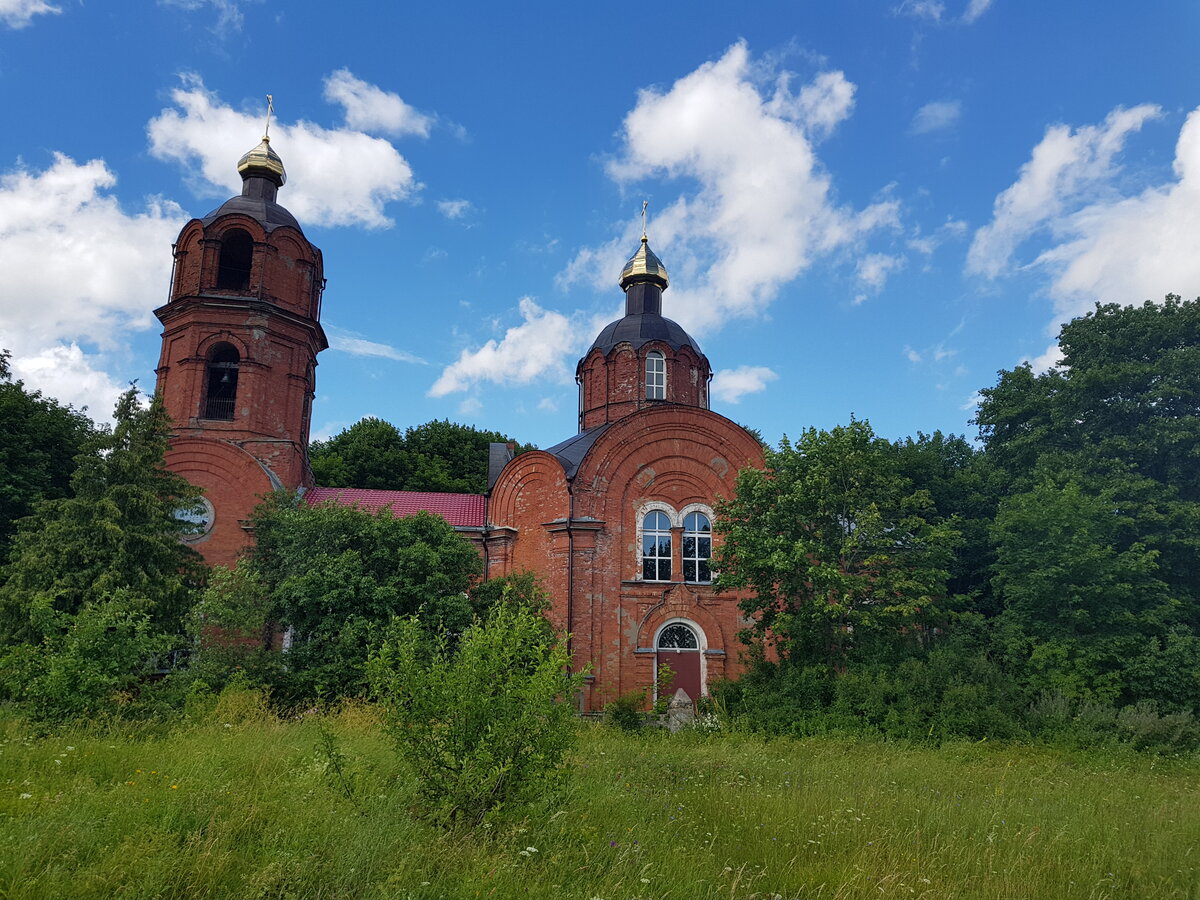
19;793;31;799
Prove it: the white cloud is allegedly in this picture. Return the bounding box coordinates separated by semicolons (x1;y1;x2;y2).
0;0;59;28
437;198;473;220
147;73;422;229
711;366;779;404
564;41;898;335
856;253;904;291
960;391;984;411
457;396;482;416
967;104;1161;280
905;346;923;363
0;153;183;418
537;396;558;413
971;103;1200;331
962;0;993;23
322;69;432;138
896;0;991;23
1023;342;1064;373
911;100;962;135
429;297;578;396
325;326;425;364
158;0;255;35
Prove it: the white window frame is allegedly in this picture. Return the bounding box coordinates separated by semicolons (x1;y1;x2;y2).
680;506;714;584
645;351;666;400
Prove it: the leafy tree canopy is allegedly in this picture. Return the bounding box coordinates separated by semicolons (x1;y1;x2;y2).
0;350;94;557
716;420;963;667
247;495;484;700
0;389;205;646
309;417;535;494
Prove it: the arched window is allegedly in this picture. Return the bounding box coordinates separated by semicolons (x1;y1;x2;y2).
202;343;239;420
646;351;666;400
682;512;712;583
641;510;672;581
216;229;253;291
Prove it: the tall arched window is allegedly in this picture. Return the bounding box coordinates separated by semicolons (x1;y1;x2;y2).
216;229;253;290
646;351;666;400
642;510;672;581
202;343;239;420
682;512;712;583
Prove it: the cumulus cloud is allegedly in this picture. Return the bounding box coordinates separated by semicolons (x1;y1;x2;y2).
564;41;899;335
323;69;432;137
148;73;423;229
436;198;473;220
711;366;778;404
325;326;425;364
967;104;1161;281
428;298;578;396
856;253;904;291
911;100;962;135
0;153;184;416
0;0;59;28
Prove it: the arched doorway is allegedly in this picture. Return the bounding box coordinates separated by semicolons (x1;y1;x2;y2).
655;621;704;702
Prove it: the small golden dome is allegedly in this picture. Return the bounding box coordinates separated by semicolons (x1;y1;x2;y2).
619;236;669;290
237;135;286;186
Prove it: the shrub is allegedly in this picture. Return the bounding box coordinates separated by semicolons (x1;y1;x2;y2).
368;602;582;826
605;691;648;732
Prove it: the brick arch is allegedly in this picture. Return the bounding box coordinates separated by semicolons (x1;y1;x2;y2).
637;583;726;650
165;437;279;568
487;450;568;528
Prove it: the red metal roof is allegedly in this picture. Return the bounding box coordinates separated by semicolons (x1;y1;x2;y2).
304;487;486;529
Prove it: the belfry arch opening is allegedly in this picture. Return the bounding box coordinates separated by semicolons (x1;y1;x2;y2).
216;228;254;291
202;343;240;420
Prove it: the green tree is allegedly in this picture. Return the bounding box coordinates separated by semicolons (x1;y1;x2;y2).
309;417;534;493
991;475;1178;704
250;496;483;700
369;602;582;825
716;420;962;667
976;296;1200;706
0;389;206;717
0;350;94;558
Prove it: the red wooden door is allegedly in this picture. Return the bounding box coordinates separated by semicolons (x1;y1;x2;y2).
658;649;701;700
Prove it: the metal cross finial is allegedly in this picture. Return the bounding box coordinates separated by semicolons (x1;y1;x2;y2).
264;94;274;139
641;200;648;239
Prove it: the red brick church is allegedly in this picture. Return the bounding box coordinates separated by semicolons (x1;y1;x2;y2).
154;136;764;711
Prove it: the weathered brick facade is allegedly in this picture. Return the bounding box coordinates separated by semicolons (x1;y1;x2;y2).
156;142;764;710
154;137;326;569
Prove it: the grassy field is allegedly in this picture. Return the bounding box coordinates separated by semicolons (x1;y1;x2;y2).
1;697;1197;899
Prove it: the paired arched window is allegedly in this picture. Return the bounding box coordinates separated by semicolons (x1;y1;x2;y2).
216;229;253;291
682;512;712;583
202;343;239;420
639;505;713;583
645;351;666;400
641;510;672;581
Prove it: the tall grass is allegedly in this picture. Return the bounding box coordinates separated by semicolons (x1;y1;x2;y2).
1;699;1197;898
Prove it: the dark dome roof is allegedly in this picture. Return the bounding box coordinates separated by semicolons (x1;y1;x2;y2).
200;195;301;232
588;312;702;357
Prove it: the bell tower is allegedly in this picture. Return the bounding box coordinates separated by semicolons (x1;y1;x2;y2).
153;123;327;566
576;234;711;430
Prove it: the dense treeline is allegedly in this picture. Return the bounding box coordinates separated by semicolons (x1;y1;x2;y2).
717;296;1200;749
0;297;1197;753
309;417;535;494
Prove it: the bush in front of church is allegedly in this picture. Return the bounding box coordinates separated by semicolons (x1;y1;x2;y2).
368;602;582;826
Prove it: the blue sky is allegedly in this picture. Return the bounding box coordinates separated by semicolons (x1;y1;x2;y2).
2;0;1199;451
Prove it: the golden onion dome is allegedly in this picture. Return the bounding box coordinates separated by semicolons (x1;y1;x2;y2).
237;135;286;186
619;236;669;290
